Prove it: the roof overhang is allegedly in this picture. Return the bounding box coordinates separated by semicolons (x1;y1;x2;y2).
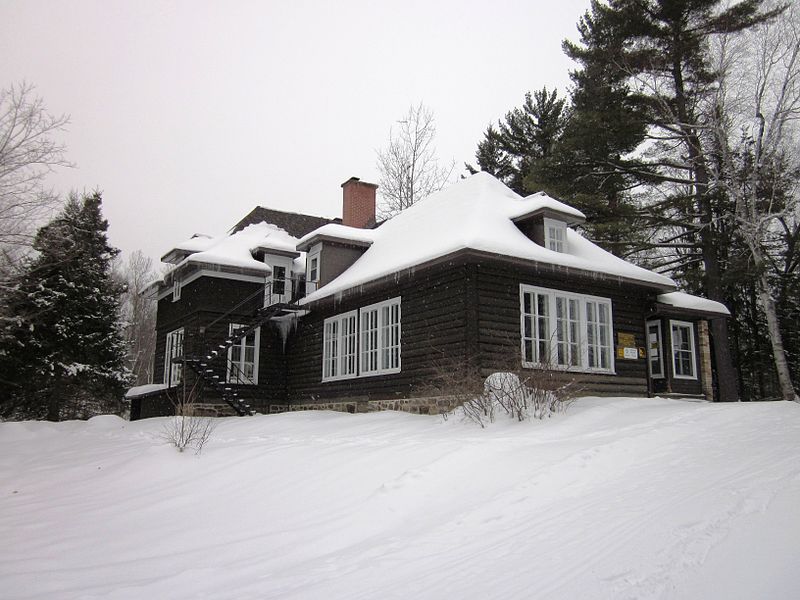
252;246;301;259
512;207;586;227
296;233;373;253
301;247;674;307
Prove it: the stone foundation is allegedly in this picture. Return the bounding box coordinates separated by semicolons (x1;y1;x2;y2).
269;396;459;415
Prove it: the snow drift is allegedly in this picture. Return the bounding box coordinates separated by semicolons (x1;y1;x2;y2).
1;397;799;599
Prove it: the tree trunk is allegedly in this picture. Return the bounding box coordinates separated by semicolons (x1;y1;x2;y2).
47;376;61;422
757;273;799;402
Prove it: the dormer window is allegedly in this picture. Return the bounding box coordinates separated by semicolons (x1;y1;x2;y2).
544;217;567;253
306;243;321;293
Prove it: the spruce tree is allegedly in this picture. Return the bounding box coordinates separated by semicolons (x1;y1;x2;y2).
0;192;130;420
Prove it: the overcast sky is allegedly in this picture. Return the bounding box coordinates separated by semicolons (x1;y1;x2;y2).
1;0;589;266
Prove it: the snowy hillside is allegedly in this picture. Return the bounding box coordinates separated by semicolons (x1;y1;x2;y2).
2;397;799;600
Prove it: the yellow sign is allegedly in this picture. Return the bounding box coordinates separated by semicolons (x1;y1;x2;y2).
618;332;636;347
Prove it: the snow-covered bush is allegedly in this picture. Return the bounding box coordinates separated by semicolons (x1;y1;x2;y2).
460;370;577;428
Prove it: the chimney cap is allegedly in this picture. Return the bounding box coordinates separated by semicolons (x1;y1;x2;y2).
341;176;378;189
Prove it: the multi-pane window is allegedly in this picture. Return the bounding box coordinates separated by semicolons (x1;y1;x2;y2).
555;296;581;367
164;327;184;386
647;320;664;378
670;320;696;379
322;297;401;381
522;290;550;365
520;285;613;373
543;217;567;253
227;323;259;384
172;278;181;302
586;300;612;370
322;311;358;381
361;298;401;376
272;265;286;297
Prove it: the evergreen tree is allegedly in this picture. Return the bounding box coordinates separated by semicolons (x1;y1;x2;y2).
469;88;568;195
0;192;130;420
558;0;783;401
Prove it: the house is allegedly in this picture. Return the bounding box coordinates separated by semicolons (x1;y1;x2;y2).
126;173;730;419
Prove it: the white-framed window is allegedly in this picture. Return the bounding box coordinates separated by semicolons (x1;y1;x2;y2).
647;320;664;379
670;320;696;379
306;244;321;293
520;285;614;373
543;217;567;253
227;323;259;385
172;278;181;302
164;327;184;386
320;297;402;381
322;310;358;381
360;297;401;376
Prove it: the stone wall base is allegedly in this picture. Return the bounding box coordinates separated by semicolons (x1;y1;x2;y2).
269;396;459;416
182;403;239;418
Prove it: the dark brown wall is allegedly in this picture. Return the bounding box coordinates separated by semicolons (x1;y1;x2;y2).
153;276;288;411
285;252;664;404
320;243;367;287
285;260;471;404
472;258;653;396
649;317;703;396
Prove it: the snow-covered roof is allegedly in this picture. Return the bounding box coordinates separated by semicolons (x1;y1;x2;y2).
657;292;730;316
296;223;377;251
511;191;586;224
168;223;301;273
302;172;675;302
124;383;168;399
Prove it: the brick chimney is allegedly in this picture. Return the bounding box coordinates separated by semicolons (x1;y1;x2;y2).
341;177;377;229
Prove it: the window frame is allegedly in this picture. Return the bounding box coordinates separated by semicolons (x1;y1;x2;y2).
172;278;181;302
543;217;567;253
359;297;402;377
322;310;359;382
519;284;614;374
646;320;665;379
226;323;260;385
163;327;184;386
306;244;321;293
670;319;697;380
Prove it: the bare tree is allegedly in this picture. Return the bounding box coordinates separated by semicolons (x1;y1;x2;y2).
162;375;215;454
0;82;71;260
376;102;454;218
711;3;800;402
119;250;157;385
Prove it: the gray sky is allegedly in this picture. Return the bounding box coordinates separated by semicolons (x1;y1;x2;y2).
1;0;589;266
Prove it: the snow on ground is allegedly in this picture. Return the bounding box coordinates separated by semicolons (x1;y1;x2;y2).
1;397;799;600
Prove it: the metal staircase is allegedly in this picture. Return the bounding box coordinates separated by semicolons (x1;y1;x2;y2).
175;280;307;416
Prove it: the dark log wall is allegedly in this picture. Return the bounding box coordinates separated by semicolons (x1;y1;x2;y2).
472;258;655;396
285;260;471;404
153;275;287;411
650;317;703;396
286;252;666;404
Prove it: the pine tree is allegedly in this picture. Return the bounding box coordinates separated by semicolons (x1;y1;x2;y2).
0;192;130;420
469;88;568;195
558;0;784;401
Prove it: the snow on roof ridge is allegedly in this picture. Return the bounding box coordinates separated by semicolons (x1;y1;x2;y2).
302;172;675;303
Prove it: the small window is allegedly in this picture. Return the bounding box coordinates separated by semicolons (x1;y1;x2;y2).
306;245;321;289
670;320;696;379
272;265;286;296
543;217;567;253
164;327;184;386
647;320;664;378
172;278;181;302
227;323;259;385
